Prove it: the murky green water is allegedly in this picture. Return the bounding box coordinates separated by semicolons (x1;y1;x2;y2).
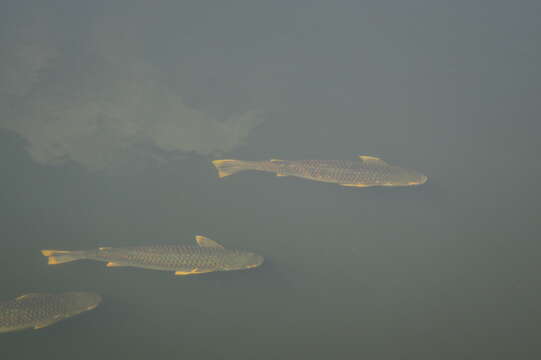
1;2;540;359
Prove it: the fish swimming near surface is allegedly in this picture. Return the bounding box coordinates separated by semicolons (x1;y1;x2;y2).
0;292;101;333
41;236;263;276
212;156;427;187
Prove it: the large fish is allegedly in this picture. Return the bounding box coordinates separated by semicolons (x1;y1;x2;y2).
41;236;263;275
0;292;101;333
212;156;427;187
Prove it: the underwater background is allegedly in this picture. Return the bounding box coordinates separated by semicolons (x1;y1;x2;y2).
1;1;540;359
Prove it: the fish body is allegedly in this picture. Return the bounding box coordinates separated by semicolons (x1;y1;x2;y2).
212;156;427;187
0;292;101;333
41;236;263;275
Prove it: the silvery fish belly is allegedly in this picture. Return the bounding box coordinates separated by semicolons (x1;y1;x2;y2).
212;155;427;187
41;236;263;276
0;292;101;333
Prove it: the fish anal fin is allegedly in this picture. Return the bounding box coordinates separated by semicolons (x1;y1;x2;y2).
106;262;124;267
358;155;388;165
195;235;224;249
341;183;371;188
175;268;213;275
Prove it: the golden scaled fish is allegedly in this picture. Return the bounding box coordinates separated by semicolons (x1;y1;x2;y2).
41;236;263;276
212;155;427;187
0;292;101;333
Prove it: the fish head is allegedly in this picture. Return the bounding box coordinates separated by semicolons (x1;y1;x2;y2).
383;167;428;186
222;251;264;271
64;292;102;314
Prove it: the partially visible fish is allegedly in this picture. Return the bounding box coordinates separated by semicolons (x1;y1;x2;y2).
212;156;427;187
0;292;101;333
41;236;263;276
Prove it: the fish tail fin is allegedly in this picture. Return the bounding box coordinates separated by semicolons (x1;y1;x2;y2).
211;159;250;178
40;250;86;265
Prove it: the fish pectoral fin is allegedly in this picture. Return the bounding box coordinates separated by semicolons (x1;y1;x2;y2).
174;271;193;275
175;268;213;275
340;183;371;187
34;316;63;330
276;173;288;177
270;158;284;162
195;235;224;249
193;269;213;274
34;322;53;330
358;155;388;166
106;262;124;267
99;247;112;251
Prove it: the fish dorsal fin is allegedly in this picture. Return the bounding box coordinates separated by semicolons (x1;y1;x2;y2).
270;159;284;162
16;293;42;301
358;155;388;166
195;235;224;249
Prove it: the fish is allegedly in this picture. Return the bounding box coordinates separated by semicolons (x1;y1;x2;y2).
0;292;101;333
211;155;427;187
41;236;263;276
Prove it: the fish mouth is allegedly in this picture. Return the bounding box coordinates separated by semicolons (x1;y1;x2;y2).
85;297;102;311
408;175;428;185
245;258;264;269
247;254;264;269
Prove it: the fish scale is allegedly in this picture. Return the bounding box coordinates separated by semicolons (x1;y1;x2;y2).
100;246;241;268
0;292;101;333
41;236;263;276
212;156;427;187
